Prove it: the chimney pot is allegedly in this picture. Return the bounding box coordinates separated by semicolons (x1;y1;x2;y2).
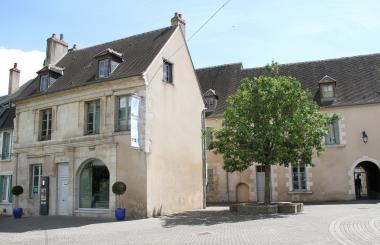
52;33;56;38
60;34;64;40
14;63;17;69
171;12;186;35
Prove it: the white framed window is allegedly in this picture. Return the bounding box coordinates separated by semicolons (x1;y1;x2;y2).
325;121;340;145
86;100;100;135
40;109;52;141
163;61;173;83
0;175;12;203
0;131;11;160
292;165;307;191
31;165;42;197
116;95;131;131
321;84;334;98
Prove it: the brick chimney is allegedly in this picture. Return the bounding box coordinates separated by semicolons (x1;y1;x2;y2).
171;12;186;35
45;33;68;66
8;63;20;95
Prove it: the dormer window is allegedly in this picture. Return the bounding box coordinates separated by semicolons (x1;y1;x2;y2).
37;65;64;92
40;75;49;92
94;48;123;79
98;59;120;78
318;75;337;104
321;84;334;98
203;89;218;115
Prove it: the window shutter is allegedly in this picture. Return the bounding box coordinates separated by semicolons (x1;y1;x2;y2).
0;176;3;202
333;121;340;144
8;176;12;203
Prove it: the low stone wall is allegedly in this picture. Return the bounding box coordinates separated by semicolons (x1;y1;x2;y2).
230;202;303;215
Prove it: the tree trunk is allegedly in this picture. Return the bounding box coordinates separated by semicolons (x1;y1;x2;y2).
264;165;271;205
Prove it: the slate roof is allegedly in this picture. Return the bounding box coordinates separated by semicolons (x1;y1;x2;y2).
16;26;177;101
196;63;242;116
196;53;380;117
0;79;34;129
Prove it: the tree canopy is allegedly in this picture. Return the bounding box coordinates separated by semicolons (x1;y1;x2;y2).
208;62;335;204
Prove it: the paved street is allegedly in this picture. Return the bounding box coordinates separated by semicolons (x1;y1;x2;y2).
1;201;380;245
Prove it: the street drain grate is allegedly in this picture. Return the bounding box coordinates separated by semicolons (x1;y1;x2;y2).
193;231;213;236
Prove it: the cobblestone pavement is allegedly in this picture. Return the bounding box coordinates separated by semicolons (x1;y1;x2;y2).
1;202;380;245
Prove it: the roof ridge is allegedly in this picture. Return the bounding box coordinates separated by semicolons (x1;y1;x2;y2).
70;26;174;53
243;53;380;71
196;62;242;71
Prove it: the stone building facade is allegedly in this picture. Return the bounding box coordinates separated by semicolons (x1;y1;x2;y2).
197;57;380;204
12;14;204;218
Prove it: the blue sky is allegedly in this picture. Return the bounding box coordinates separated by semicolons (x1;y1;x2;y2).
1;0;380;94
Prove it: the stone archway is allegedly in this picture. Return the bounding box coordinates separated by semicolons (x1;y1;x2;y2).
353;161;380;199
78;159;110;209
236;183;250;202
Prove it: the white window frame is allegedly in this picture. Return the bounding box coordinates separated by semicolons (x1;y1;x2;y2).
0;175;11;203
321;84;334;98
31;165;42;197
40;74;49;92
291;165;307;191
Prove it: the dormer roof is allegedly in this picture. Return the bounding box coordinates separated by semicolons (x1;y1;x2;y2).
37;64;65;76
94;48;123;60
318;75;336;84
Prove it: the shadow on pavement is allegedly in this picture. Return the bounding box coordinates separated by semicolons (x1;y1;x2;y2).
0;215;116;233
160;208;288;228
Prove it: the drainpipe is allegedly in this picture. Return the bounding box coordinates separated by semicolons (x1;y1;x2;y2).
201;109;207;209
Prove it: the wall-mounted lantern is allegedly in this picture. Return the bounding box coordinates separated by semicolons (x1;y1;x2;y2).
362;131;368;144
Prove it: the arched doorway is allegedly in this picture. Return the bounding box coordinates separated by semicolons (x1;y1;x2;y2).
78;159;110;208
353;161;380;199
236;183;249;202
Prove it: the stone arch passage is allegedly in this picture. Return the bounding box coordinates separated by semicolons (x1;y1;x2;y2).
78;159;110;209
354;161;380;199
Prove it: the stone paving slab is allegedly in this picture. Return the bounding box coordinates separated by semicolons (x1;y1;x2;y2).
0;202;379;245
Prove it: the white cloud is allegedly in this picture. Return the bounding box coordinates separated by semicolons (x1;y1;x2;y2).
0;47;45;96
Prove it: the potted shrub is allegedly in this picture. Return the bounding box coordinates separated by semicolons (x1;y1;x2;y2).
112;181;127;221
11;185;23;219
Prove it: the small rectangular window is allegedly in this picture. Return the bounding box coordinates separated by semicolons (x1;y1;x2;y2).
0;175;12;203
325;121;340;145
40;75;49;92
1;132;11;160
40;109;52;141
163;61;173;83
98;59;109;78
30;165;42;197
86;100;100;135
117;95;131;131
292;165;307;191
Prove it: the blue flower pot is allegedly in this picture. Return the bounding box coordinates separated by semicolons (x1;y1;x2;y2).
13;208;23;219
115;208;125;221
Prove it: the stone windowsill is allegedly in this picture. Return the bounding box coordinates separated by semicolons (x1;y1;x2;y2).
0;202;12;205
325;144;346;148
112;130;131;136
288;191;313;195
0;159;11;162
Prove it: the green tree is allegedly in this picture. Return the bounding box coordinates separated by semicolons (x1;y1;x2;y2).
208;62;336;205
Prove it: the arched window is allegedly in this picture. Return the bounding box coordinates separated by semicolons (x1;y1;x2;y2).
79;159;109;209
